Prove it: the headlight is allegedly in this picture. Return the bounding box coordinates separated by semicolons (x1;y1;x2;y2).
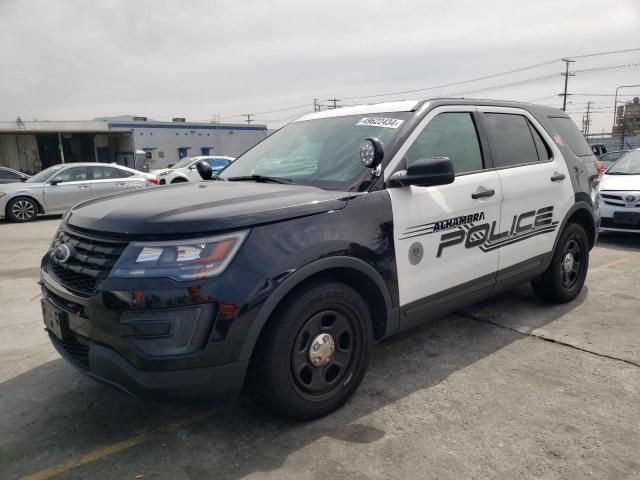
110;231;248;281
0;193;6;198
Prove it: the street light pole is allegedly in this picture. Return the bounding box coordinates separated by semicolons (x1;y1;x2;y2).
612;84;640;133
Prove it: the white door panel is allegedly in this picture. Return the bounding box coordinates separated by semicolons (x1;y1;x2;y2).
495;161;573;270
390;170;502;306
476;106;574;270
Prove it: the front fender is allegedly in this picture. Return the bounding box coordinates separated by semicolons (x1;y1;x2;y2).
238;255;395;361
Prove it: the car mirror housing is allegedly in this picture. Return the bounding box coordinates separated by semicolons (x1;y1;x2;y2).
388;157;455;188
196;160;214;180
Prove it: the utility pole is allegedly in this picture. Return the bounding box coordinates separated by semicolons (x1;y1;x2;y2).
243;114;254;125
327;98;341;109
584;101;592;136
313;98;324;112
559;58;575;111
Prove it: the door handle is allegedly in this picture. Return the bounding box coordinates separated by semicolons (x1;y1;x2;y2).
551;172;566;182
116;183;127;186
471;187;495;199
78;185;90;189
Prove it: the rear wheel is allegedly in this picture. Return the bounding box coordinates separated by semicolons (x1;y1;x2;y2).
532;223;589;303
253;281;372;420
7;197;38;222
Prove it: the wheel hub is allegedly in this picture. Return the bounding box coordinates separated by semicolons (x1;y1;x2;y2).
562;252;575;273
308;333;335;367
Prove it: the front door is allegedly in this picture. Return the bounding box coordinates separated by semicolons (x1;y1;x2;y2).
477;107;574;271
386;107;501;326
43;166;90;212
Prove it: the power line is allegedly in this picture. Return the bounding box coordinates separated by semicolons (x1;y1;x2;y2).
341;59;560;100
567;47;640;59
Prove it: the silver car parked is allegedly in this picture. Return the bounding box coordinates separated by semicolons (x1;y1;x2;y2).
0;163;157;222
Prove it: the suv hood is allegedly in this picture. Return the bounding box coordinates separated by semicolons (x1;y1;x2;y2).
66;181;355;237
600;174;640;191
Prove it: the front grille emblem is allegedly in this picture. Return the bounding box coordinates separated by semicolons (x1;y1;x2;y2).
625;195;636;203
52;244;72;263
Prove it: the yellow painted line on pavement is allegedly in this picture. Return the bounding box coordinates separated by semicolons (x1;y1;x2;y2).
588;252;640;274
22;410;215;480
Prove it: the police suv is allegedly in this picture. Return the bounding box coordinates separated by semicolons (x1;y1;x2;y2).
41;99;600;419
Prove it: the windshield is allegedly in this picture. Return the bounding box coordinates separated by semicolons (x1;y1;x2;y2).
606;150;640;174
219;113;412;188
26;165;64;183
172;157;195;169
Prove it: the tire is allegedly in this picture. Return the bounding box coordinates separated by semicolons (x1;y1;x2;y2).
532;222;589;303
252;281;372;420
170;177;187;184
7;197;38;222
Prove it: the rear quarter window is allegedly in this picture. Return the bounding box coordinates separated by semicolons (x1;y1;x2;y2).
547;117;593;157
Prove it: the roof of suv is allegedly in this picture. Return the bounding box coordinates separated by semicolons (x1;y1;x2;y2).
296;98;567;122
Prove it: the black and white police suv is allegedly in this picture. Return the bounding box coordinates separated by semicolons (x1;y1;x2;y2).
40;99;600;419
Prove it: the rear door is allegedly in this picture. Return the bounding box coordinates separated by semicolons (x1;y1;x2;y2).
477;107;574;272
88;165;132;197
386;106;502;325
43;166;90;211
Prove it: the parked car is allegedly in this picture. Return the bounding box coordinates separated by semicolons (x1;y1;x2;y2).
598;150;630;169
0;166;30;184
153;156;234;184
0;163;158;222
600;149;640;232
41;99;598;419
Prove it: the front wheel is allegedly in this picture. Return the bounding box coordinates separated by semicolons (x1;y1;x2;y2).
170;177;188;184
253;281;372;420
532;223;589;303
7;197;38;222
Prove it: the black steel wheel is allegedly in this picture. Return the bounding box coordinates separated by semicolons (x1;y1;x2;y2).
290;308;359;401
532;222;589;303
7;197;38;222
252;281;372;420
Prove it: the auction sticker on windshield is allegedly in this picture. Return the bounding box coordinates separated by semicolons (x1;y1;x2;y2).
356;117;404;128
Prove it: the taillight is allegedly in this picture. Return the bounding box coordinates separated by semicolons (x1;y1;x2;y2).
147;176;158;185
594;161;605;175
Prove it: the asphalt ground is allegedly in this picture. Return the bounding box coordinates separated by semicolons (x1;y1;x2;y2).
0;216;639;480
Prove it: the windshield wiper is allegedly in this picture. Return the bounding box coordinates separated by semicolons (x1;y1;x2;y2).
226;175;295;184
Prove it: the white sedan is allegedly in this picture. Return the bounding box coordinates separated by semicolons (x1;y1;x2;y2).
599;149;640;233
0;163;157;222
153;156;234;185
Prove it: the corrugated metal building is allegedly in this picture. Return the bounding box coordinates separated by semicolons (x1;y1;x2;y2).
0;117;268;173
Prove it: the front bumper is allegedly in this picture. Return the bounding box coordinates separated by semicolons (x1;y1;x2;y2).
49;331;248;399
40;255;258;401
599;200;640;233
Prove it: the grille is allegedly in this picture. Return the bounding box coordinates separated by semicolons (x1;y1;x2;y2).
601;193;640;207
50;227;128;295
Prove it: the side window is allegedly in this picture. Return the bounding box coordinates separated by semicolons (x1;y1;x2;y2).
482;113;539;167
405;112;484;174
528;121;552;161
91;166;132;179
210;159;229;168
53;167;88;183
547;117;593;157
0;169;22;180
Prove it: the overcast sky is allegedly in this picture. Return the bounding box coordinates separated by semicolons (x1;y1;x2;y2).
1;0;639;132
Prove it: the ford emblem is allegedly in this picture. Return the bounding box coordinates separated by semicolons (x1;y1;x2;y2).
52;244;72;263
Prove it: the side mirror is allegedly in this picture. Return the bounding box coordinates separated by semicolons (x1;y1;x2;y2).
167;163;175;168
21;177;27;182
359;137;384;169
388;157;454;188
49;178;62;186
196;160;213;180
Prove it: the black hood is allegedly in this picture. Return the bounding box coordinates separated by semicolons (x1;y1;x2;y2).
66;182;355;237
